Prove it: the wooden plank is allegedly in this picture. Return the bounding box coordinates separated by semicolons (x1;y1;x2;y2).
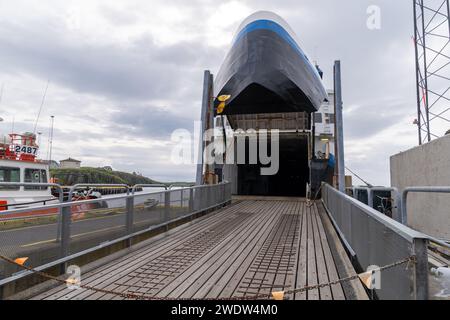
313;203;345;300
272;201;300;300
106;200;276;300
191;201;284;299
311;204;333;300
156;200;272;298
245;201;293;298
294;202;307;300
36;201;250;300
32;200;362;301
95;201;261;300
226;201;288;298
249;201;295;299
171;201;282;298
306;204;319;300
317;202;368;300
214;201;285;298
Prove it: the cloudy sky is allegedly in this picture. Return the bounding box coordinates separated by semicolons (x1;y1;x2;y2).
0;0;424;184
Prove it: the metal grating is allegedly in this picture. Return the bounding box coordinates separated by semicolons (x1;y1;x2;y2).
116;212;254;296
236;213;301;299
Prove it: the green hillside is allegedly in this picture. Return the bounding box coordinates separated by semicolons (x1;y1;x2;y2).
50;167;161;186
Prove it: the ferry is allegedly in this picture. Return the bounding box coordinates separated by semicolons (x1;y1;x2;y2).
214;11;328;115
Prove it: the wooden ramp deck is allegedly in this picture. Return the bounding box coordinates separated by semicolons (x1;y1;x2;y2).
31;200;367;300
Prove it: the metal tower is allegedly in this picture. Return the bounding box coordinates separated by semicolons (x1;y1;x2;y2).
413;0;450;144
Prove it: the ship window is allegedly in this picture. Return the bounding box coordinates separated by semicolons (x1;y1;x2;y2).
314;113;323;123
0;167;20;190
24;169;48;190
325;113;335;124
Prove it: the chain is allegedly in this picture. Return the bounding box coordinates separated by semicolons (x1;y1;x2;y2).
0;254;415;300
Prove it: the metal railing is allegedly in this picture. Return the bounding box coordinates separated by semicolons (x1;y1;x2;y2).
168;183;195;190
0;182;232;287
68;183;130;199
351;185;450;249
131;184;168;193
401;187;450;249
322;183;429;300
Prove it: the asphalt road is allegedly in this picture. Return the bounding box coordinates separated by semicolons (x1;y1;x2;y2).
0;190;189;254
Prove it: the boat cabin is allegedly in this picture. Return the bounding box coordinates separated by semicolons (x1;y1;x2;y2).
0;133;52;210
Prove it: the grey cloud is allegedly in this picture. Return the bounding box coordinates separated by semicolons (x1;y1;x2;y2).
0;20;224;103
98;5;139;26
108;104;195;139
343;99;413;139
0;1;425;184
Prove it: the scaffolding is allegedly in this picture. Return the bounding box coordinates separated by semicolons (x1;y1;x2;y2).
413;0;450;144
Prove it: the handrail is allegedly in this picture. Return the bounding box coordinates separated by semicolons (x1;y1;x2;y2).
131;184;168;194
168;183;195;190
68;183;130;201
401;186;450;224
322;183;429;300
0;182;231;217
401;186;450;248
324;184;427;242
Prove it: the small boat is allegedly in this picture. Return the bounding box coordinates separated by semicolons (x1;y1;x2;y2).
214;11;328;115
0;132;101;219
0;133;58;216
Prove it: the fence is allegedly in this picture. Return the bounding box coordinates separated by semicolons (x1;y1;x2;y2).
322;183;429;300
0;182;231;288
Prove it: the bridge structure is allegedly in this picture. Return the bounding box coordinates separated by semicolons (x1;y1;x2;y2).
0;179;445;300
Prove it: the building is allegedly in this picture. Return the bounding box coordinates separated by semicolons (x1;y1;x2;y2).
390;134;450;239
314;90;335;159
42;160;60;169
60;157;81;169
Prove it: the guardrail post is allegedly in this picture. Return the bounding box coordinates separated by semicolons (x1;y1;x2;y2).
198;187;204;210
180;189;184;209
392;189;402;223
125;193;134;247
60;203;71;272
164;191;170;230
189;188;194;212
368;189;374;209
413;238;429;300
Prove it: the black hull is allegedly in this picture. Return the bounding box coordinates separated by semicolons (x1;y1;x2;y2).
214;19;327;115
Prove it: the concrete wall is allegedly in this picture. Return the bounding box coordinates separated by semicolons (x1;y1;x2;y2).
390;134;450;240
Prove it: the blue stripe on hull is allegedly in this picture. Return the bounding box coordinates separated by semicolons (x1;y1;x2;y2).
234;19;307;60
233;19;318;78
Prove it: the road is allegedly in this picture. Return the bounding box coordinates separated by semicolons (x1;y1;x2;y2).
0;190;189;253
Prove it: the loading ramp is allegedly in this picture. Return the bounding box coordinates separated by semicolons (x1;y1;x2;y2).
30;199;367;300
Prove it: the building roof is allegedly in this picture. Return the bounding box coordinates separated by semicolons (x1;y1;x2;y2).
60;157;81;163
